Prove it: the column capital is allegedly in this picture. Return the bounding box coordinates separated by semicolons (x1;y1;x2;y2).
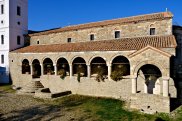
130;75;137;79
162;76;170;80
107;64;111;66
53;64;57;66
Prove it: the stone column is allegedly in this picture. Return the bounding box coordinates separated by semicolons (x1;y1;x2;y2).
40;64;43;75
131;75;137;94
163;77;169;97
87;65;91;78
30;64;33;76
70;65;73;78
54;64;57;75
108;64;111;80
144;81;148;94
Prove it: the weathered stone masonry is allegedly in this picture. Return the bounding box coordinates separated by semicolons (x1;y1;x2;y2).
9;12;181;113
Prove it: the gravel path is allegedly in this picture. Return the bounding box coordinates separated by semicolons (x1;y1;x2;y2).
0;92;92;121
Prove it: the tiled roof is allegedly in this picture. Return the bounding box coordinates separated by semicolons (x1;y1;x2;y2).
29;12;173;37
12;35;177;53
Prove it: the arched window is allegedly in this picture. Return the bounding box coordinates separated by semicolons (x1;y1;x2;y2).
72;57;87;77
110;56;130;81
91;57;107;76
32;59;41;78
138;64;162;94
1;5;4;14
57;58;69;76
1;35;4;44
43;58;54;75
22;59;30;74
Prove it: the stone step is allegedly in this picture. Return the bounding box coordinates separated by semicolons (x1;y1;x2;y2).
19;80;44;93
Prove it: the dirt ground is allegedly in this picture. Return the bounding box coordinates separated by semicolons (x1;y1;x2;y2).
0;92;94;121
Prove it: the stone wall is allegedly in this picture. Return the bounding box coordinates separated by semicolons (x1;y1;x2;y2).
40;76;132;99
9;47;178;113
130;93;170;113
29;19;172;45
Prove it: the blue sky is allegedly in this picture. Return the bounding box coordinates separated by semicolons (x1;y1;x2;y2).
28;0;182;31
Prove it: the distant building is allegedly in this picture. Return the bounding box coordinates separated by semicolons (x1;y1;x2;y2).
0;0;28;83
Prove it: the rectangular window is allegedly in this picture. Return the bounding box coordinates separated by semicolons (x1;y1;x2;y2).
1;35;4;44
90;34;95;41
17;6;21;16
1;5;4;14
150;28;155;35
1;55;4;64
67;38;72;43
115;31;120;39
17;36;21;45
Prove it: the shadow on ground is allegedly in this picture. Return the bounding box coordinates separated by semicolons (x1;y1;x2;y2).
0;105;64;121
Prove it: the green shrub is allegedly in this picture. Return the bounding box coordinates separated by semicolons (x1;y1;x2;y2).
111;64;128;81
77;73;81;82
76;65;86;76
58;69;66;79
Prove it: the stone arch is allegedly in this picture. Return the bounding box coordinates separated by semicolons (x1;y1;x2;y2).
72;57;87;77
56;57;70;76
70;56;88;65
41;57;54;65
88;55;107;65
32;59;41;78
22;59;30;74
30;58;41;64
110;54;131;65
43;58;54;75
90;56;108;76
111;55;130;76
133;60;166;76
55;56;68;64
137;64;162;94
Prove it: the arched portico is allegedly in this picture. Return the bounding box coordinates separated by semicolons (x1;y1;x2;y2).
32;59;41;78
57;58;69;76
111;56;130;81
22;59;30;74
43;58;54;75
72;57;87;77
90;57;108;80
132;61;170;97
137;64;162;94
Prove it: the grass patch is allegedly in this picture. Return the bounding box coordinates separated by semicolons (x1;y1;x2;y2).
0;84;15;93
35;95;177;121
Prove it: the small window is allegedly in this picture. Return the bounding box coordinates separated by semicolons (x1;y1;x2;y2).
37;41;39;44
1;5;4;14
1;55;4;64
1;35;4;44
150;28;155;35
17;36;21;45
17;6;21;16
17;21;20;25
90;34;95;41
67;38;72;43
115;31;120;39
1;20;3;24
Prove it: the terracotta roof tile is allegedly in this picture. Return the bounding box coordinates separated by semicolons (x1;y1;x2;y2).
29;12;173;37
12;35;177;53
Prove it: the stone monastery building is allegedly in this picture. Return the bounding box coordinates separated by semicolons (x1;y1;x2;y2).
2;0;182;114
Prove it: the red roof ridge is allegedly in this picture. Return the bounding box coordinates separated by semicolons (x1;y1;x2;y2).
11;35;176;53
29;11;173;37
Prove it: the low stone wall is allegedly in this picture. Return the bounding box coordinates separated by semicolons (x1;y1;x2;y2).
130;93;170;113
40;75;132;100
